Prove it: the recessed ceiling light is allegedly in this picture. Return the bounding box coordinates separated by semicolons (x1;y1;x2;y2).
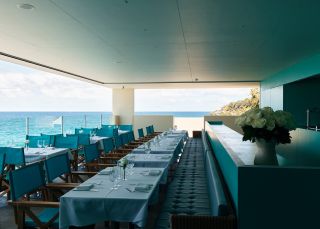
17;3;35;10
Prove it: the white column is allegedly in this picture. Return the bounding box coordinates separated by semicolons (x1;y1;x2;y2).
112;88;134;125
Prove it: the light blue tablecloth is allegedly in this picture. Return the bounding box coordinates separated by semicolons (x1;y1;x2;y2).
90;136;110;150
24;147;71;164
59;167;164;229
132;132;186;156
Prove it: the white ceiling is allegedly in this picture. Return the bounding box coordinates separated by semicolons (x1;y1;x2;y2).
0;0;319;88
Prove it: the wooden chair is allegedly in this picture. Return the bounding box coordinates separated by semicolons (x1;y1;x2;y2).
8;162;60;228
44;153;95;199
1;147;26;200
0;152;9;198
82;143;116;173
54;135;79;170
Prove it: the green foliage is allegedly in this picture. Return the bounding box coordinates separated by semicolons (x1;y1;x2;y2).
211;88;260;116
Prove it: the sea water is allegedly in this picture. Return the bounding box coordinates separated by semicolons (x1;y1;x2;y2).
0;111;209;147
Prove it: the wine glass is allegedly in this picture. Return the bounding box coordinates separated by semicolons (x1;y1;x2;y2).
109;169;116;190
37;140;43;148
145;145;151;159
114;169;121;188
127;162;135;175
43;140;48;149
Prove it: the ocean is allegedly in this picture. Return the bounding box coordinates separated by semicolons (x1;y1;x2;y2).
0;111;209;146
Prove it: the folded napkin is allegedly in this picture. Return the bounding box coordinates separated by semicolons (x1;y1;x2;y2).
148;170;161;176
126;155;135;160
134;184;153;192
34;151;44;155
74;183;94;191
98;167;113;175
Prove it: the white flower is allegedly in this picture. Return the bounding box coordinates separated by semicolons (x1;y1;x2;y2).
235;107;296;131
251;118;266;128
119;158;128;167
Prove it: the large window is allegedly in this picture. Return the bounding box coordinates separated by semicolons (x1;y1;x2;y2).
135;88;258;116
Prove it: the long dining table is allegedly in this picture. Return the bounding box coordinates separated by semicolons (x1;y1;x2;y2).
24;147;71;164
59;167;164;228
59;129;188;228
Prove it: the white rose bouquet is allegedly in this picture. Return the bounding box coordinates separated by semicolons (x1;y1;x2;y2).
119;158;128;168
235;107;296;144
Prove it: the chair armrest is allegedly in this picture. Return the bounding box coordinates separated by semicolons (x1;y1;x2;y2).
8;200;60;208
46;183;79;190
71;171;97;176
86;162;116;169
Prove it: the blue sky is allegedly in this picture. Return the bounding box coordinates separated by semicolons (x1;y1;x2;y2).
0;60;253;112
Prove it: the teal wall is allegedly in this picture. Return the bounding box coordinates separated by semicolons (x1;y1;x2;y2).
205;123;239;213
283;76;320;127
261;54;320;109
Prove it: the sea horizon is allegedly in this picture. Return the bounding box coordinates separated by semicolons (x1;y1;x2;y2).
0;111;211;146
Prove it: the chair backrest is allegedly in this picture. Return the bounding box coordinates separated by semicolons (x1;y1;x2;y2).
150;125;155;133
83;143;100;163
27;135;51;148
54;135;79;150
138;128;144;138
96;128;113;137
67;134;90;146
101;124;118;129
5;147;25;167
128;131;135;142
41;133;63;146
102;138;114;153
146;126;152;135
120;133;129;145
75;128;97;135
114;135;123;149
44;153;71;183
113;128;119;137
9;162;45;201
118;125;133;131
0;152;5;176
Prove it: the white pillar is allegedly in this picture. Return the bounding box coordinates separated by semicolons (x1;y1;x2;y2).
112;88;134;125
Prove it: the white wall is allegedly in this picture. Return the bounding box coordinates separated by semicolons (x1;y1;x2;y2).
133;115;173;137
174;117;204;137
112;88;134;124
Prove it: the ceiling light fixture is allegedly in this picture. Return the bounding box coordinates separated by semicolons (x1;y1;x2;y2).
17;3;35;10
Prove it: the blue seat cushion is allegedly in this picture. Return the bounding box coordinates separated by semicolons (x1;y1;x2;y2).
25;208;59;228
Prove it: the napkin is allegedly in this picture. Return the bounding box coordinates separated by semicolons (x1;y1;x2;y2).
134;184;153;192
126;155;135;160
148;170;161;176
74;184;94;191
98;167;113;175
